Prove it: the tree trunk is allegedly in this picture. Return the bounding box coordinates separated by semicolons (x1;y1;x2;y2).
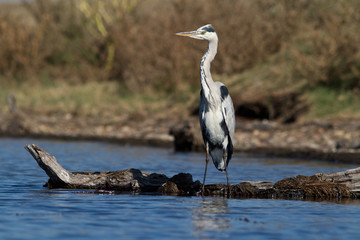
25;144;360;200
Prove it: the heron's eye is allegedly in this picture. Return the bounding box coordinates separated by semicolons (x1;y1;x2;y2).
200;31;206;35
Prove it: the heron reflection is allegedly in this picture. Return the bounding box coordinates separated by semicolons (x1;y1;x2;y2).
192;197;231;234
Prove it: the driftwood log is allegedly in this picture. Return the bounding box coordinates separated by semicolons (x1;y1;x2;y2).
25;144;360;200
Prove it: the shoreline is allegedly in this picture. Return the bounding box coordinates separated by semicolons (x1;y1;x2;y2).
1;111;359;163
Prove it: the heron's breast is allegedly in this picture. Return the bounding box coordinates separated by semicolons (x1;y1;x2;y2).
203;108;225;144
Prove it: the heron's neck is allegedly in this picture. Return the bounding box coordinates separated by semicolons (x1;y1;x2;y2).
200;38;218;103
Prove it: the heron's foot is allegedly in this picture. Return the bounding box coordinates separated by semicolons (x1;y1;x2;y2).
226;185;232;198
196;189;206;197
201;184;206;197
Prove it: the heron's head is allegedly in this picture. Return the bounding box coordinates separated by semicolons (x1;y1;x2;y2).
176;24;217;42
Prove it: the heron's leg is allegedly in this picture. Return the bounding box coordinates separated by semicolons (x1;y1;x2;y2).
224;149;231;197
202;142;209;196
225;167;230;197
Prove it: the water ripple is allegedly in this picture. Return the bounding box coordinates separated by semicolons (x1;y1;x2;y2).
0;138;359;240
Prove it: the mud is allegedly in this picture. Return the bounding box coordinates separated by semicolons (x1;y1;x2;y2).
2;110;360;163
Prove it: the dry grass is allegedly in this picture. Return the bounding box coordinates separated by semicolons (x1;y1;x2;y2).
0;79;183;118
1;0;358;89
0;0;359;118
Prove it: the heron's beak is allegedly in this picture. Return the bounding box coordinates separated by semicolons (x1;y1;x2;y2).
176;31;197;37
176;30;201;39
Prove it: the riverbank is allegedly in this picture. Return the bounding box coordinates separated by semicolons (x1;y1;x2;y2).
1;110;359;163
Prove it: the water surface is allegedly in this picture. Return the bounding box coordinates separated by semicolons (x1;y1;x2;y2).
1;138;359;239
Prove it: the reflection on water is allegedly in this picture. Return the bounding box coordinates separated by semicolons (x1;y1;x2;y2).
192;197;230;233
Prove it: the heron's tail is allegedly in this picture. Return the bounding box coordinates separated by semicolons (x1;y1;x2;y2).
209;138;233;172
209;147;226;171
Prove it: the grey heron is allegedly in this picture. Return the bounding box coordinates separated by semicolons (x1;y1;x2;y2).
176;24;235;195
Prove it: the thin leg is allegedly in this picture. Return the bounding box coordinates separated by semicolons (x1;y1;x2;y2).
225;167;230;197
224;149;230;197
202;143;209;196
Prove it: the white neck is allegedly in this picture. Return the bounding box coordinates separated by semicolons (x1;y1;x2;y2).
200;37;218;103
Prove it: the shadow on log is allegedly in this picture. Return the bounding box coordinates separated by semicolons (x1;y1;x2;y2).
25;144;360;201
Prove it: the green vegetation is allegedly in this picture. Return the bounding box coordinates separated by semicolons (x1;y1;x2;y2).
0;0;359;120
306;87;360;119
0;79;199;118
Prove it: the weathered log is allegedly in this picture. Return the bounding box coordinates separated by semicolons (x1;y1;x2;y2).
26;144;171;192
25;144;360;200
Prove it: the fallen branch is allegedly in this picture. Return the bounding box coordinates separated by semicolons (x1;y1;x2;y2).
25;144;360;200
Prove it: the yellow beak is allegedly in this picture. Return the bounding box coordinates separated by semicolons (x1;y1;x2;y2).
176;31;198;37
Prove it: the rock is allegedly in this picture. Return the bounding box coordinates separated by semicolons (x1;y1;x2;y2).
159;181;179;194
159;173;201;195
169;122;203;151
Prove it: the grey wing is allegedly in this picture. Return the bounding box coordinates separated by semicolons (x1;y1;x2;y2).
199;89;208;143
217;82;235;141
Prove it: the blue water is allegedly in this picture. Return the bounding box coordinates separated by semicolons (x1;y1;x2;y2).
1;138;360;240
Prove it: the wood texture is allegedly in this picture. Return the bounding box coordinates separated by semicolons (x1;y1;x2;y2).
25;144;360;200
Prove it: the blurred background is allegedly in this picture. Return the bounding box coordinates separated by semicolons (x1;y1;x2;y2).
0;0;359;121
